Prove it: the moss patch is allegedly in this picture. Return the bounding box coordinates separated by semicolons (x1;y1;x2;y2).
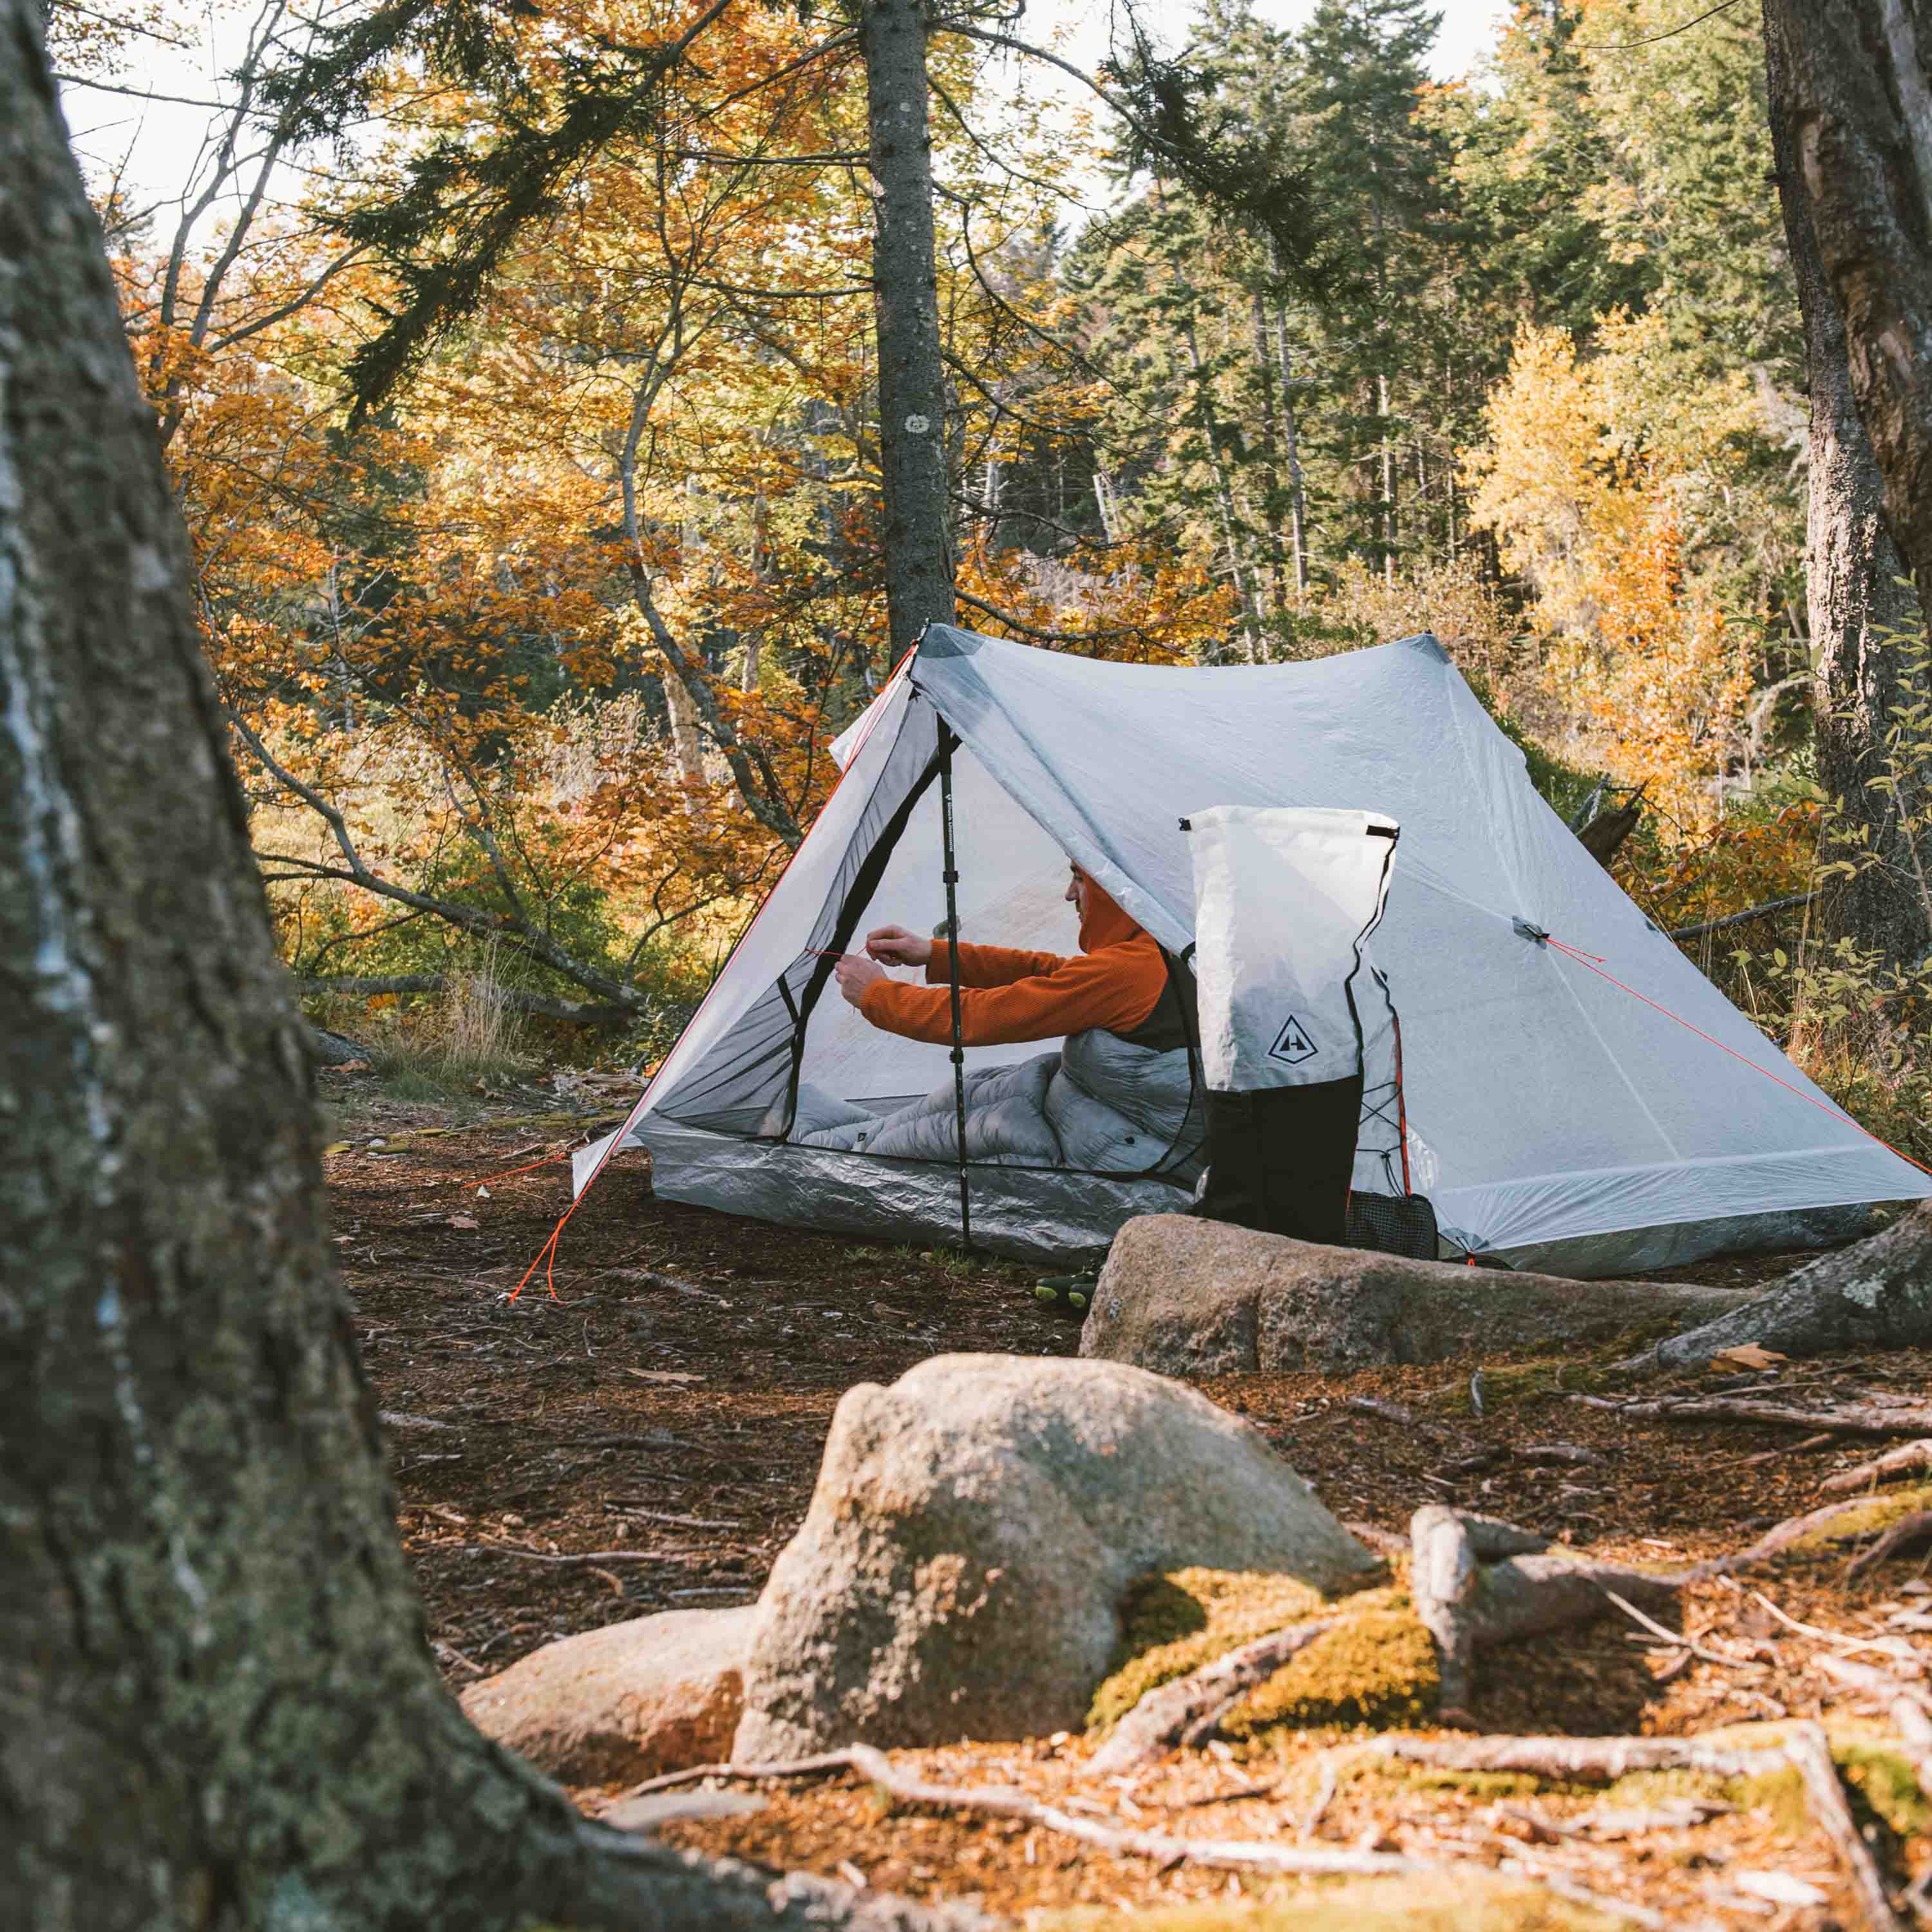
1223;1591;1441;1736
1786;1482;1932;1555
1091;1568;1332;1731
1837;1741;1932;1840
1030;1870;1624;1930
1435;1358;1622;1416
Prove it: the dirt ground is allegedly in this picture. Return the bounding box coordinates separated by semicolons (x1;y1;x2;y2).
328;1074;1932;1928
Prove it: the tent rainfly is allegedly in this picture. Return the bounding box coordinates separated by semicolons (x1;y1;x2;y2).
573;625;1931;1278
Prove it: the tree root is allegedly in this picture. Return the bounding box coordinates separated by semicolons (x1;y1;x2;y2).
1595;1395;1932;1437
1822;1439;1932;1495
1378;1726;1903;1932
1084;1617;1341;1777
1409;1506;1679;1722
1618;1202;1932;1371
614;1743;1432;1879
1847;1511;1932;1578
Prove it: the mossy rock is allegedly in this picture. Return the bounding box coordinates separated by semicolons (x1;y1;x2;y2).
1031;1870;1625;1930
1091;1567;1332;1731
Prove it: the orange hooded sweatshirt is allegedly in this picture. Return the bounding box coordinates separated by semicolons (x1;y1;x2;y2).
857;882;1170;1048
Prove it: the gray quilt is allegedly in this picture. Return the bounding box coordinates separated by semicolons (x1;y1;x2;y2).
790;1028;1202;1178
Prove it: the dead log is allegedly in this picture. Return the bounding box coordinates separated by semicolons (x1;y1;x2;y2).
1084;1618;1340;1776
1821;1439;1932;1494
1621;1202;1932;1370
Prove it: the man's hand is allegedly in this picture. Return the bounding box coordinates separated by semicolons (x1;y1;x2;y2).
835;953;887;1009
866;923;933;967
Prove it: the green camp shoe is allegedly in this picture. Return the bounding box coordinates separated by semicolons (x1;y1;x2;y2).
1034;1273;1097;1316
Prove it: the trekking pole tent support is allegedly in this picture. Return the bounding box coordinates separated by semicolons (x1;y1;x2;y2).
938;723;973;1252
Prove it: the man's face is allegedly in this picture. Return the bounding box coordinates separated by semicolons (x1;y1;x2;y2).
1065;864;1090;920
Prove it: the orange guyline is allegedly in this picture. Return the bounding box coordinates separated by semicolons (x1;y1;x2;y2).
830;862;1171;1048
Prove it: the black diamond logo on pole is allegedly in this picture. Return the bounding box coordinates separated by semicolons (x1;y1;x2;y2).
1269;1014;1318;1065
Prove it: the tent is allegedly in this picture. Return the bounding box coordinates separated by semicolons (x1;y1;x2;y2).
573;625;1930;1277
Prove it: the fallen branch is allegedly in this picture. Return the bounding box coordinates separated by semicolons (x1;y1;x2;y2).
299;973;639;1028
1085;1617;1340;1777
1669;891;1817;942
1821;1439;1932;1495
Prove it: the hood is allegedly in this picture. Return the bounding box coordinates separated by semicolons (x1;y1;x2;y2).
1079;879;1146;953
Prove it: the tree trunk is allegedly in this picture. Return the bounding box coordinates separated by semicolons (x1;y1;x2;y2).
1266;242;1312;594
1184;319;1262;660
1249;291;1290;614
0;12;967;1929
1378;371;1398;586
1621;1202;1932;1371
862;0;956;657
1763;0;1932;971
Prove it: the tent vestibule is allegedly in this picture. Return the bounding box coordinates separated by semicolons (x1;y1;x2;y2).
573;627;1930;1277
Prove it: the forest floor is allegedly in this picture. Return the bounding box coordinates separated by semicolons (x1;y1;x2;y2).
327;1069;1932;1929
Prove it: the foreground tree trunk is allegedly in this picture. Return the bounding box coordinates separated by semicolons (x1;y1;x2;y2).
1763;0;1932;969
862;0;956;659
0;12;969;1929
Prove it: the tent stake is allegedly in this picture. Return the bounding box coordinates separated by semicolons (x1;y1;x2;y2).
938;728;973;1253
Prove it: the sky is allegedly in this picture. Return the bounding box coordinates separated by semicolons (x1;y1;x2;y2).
57;1;1510;244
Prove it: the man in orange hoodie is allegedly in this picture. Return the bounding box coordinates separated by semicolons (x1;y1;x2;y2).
831;861;1191;1052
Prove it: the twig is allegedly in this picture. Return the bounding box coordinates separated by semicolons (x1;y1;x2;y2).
457;1544;674;1567
1602;1589;1765;1672
1822;1439;1932;1495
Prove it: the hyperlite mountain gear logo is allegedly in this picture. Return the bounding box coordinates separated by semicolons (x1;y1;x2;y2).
1269;1013;1318;1065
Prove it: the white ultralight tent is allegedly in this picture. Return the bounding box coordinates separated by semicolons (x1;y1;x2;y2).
574;625;1931;1277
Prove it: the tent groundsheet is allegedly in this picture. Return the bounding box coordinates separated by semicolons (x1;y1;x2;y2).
574;626;1930;1276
